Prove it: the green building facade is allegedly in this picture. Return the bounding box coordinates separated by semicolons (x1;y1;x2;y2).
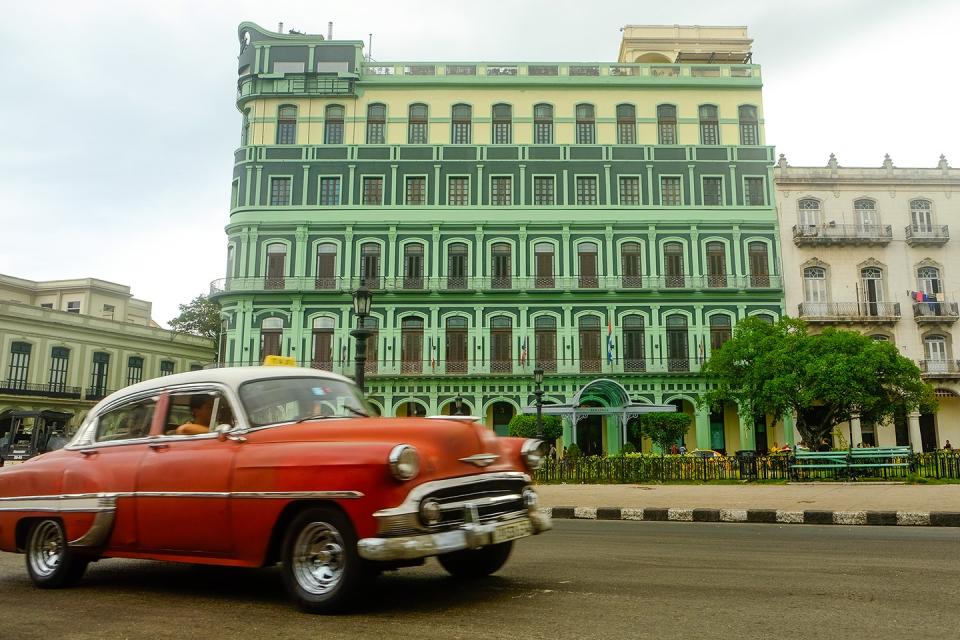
211;23;788;455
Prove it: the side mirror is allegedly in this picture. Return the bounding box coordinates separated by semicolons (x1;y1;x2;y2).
215;423;233;441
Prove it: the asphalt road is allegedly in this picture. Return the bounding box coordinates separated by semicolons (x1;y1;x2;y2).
0;521;958;640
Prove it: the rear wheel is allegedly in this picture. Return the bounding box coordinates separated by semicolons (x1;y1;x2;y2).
25;519;88;588
438;541;513;579
280;507;368;614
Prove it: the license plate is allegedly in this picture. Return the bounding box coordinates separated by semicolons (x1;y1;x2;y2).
5;461;23;466
491;519;532;544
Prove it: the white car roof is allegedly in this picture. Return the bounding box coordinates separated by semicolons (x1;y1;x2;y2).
103;366;354;403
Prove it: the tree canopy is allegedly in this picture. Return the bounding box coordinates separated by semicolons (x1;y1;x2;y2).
168;295;221;343
700;317;936;447
507;413;564;442
628;412;691;453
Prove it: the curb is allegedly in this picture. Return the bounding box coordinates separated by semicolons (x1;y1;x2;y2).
546;506;960;527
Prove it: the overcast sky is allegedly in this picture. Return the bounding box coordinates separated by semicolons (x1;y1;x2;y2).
1;0;957;327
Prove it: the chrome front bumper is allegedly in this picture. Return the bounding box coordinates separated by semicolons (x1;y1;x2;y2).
357;510;552;562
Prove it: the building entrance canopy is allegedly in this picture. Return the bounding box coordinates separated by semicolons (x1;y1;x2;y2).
522;378;677;423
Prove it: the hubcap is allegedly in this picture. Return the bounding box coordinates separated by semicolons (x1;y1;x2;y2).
28;521;64;578
292;521;345;595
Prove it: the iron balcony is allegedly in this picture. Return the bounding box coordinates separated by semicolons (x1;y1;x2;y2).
792;224;893;246
905;225;950;245
913;302;959;324
798;302;901;323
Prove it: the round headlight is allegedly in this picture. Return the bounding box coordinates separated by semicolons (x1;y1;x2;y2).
419;499;442;526
389;444;420;481
521;439;549;471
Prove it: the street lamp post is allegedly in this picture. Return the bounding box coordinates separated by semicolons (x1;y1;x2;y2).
533;368;545;441
349;286;373;393
453;393;464;416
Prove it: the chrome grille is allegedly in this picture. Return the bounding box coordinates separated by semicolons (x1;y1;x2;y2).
427;479;527;529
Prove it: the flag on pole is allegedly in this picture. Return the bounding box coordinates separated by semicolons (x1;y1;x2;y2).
607;320;614;364
520;336;528;366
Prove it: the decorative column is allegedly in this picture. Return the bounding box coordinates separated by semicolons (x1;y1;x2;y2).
695;405;711;450
908;411;923;452
737;405;756;452
782;412;797;447
848;415;863;448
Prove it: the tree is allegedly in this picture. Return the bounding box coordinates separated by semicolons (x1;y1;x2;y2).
629;412;691;453
507;414;563;442
701;317;936;448
169;295;222;343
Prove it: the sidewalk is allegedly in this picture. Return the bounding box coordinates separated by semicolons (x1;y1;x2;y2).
536;483;960;527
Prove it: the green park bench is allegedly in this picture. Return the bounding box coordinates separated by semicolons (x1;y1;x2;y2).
791;446;913;480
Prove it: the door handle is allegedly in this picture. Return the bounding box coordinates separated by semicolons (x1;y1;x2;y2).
79;449;98;457
148;442;169;451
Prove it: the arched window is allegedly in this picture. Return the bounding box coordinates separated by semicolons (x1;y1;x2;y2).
315;243;337;289
535;315;557;372
575;104;595;144
917;266;943;317
803;266;828;314
366;103;386;144
797;198;821;227
492;104;512;144
616;104;636;144
260;318;283;359
324;105;344;144
276;105;297;144
578;242;599;288
445;316;468;373
657;105;677;144
706;241;727;288
447;242;469;289
924;335;949;372
860;266;885;316
491;243;512;289
126;356;144;386
663;242;685;288
311;317;335;370
451;104;472;144
621;242;643;288
7;342;31;388
910;199;934;232
578;315;601;372
534;103;553;144
360;242;381;289
665;316;689;371
401;317;424;373
534;242;555;288
408;103;428;144
738;105;758;145
623;315;645;372
709;315;732;352
490;316;513;373
699;105;719;145
854;199;878;230
49;347;70;391
403;243;425;289
748;242;770;287
265;243;287;289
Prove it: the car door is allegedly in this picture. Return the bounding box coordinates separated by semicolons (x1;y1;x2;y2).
135;387;239;556
59;394;162;549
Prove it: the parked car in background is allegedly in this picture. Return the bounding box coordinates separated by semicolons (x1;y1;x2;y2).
0;409;72;467
688;449;724;459
0;367;551;613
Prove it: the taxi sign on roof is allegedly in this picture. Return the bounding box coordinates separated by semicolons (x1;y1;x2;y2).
263;355;297;367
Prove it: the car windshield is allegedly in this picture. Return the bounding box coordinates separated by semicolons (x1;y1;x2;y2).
239;377;373;427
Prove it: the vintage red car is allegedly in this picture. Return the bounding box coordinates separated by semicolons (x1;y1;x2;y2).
0;367;551;613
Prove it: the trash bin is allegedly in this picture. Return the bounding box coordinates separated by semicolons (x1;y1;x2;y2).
736;450;758;480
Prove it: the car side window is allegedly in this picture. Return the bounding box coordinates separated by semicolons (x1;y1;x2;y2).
165;390;237;436
95;398;157;443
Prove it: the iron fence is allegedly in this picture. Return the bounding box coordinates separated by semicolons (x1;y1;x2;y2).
533;451;960;483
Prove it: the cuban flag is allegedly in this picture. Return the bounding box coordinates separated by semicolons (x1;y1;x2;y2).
520;336;529;366
607;320;615;364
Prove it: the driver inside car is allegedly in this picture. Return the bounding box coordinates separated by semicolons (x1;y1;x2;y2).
176;395;214;435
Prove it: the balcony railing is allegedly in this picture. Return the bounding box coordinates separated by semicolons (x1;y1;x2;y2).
0;381;83;399
798;302;901;322
237;74;356;101
913;302;960;323
919;360;960;377
905;225;950;245
210;274;782;296
792;224;893;245
361;62;760;81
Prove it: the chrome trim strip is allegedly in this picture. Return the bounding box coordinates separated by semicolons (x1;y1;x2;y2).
68;496;118;548
458;453;500;467
438;493;522;511
373;471;530;518
230;491;364;499
0;489;364;510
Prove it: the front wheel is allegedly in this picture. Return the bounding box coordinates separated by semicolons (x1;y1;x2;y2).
280;507;367;614
25;519;89;588
438;541;513;579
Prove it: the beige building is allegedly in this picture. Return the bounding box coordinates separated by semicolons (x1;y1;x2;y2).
0;274;214;427
775;154;960;451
